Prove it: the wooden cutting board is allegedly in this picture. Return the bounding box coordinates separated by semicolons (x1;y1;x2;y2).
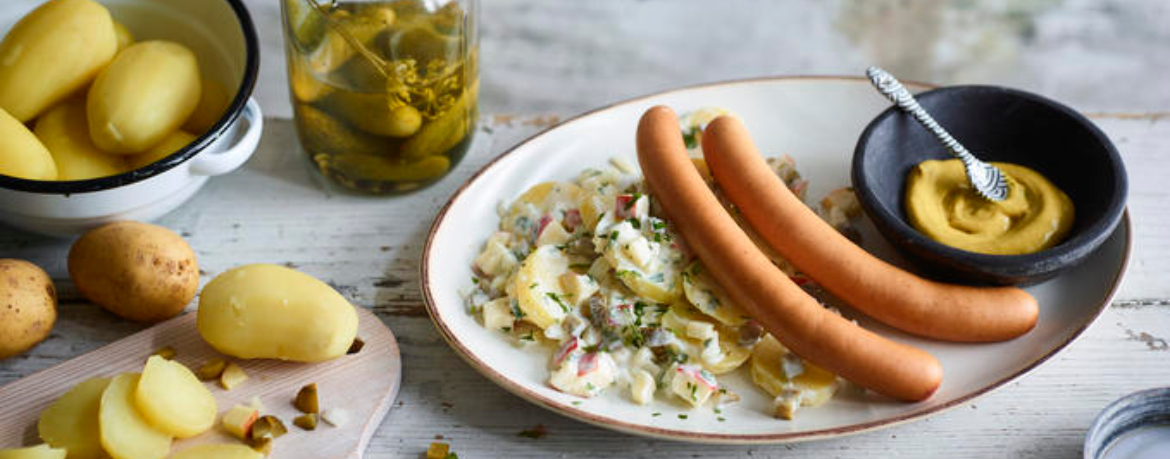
0;307;401;459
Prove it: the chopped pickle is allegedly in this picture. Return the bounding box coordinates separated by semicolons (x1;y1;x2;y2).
250;415;288;441
250;437;273;456
197;358;227;380
151;346;177;360
347;337;365;354
294;383;320;414
293;413;318;431
284;0;477;195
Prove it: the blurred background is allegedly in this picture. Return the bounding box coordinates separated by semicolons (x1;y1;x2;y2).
247;0;1170;118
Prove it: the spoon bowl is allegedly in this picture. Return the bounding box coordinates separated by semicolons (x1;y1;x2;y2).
851;84;1127;285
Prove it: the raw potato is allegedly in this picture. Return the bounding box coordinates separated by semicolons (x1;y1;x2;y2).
135;356;217;438
37;377;110;459
0;445;66;459
35;99;128;180
87;40;201;154
126;130;197;170
0;0;117;122
0;259;57;359
68;221;199;322
183;78;231;134
99;374;172;459
198;264;358;362
168;445;262;459
0;108;57;180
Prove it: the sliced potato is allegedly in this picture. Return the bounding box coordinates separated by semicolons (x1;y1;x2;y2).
99;373;171;459
508;245;570;329
37;377;110;459
501;181;587;236
0;445;66;459
681;261;750;326
135;356;216;438
659;303;750;375
750;334;837;406
168;445;262;459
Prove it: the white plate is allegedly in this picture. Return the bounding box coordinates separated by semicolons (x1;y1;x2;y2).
422;77;1131;443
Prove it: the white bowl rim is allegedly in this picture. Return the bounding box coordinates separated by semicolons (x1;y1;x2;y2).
0;0;260;195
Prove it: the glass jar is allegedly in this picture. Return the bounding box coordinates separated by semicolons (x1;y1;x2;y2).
281;0;479;194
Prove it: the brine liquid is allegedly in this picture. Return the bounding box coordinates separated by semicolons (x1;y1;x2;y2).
283;0;478;194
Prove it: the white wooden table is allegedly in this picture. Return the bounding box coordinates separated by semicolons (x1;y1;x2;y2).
4;1;1170;458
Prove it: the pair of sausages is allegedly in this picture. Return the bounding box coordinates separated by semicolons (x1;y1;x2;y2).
636;106;1038;401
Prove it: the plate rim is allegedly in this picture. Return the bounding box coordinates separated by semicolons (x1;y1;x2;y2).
420;75;1134;444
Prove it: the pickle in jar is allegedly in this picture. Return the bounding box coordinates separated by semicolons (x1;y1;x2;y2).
283;0;477;194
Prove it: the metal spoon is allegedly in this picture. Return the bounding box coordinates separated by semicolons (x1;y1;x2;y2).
865;66;1010;202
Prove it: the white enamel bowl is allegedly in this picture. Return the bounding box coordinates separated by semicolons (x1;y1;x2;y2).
422;77;1132;443
0;0;262;236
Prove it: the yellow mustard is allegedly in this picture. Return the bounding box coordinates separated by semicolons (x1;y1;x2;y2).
905;159;1074;255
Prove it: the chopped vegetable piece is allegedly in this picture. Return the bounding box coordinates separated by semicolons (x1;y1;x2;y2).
293;413;318;431
517;424;547;439
197;358;227;380
221;404;259;440
347;337;365;354
249;436;273;456
321;408;349;427
426;443;449;459
151;346;177;360
294;383;319;414
220;362;248;390
250;415;287;440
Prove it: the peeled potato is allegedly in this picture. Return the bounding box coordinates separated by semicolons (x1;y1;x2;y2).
0;107;56;180
168;445;262;459
198;264;358;362
135;356;216;438
0;445;66;459
0;259;57;360
0;0;117;122
126;130;197;171
112;20;133;51
68;221;199;322
183;78;231;134
37;377;110;459
35;99;127;180
87;40;201;154
99;373;172;459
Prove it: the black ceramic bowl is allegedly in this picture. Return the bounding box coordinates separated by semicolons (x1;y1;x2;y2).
852;85;1127;285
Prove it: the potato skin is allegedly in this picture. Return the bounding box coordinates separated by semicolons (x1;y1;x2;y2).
68;221;198;322
0;259;57;359
0;0;117;122
86;40;201;154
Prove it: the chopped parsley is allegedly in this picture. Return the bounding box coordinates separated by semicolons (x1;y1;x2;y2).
682;127;700;149
546;292;570;313
652;412;662;417
677;414;689;420
627;218;641;230
510;300;526;319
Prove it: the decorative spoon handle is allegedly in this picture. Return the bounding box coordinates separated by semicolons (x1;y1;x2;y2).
865;66;1010;202
866;67;975;162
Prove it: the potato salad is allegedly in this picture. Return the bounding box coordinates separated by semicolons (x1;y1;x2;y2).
466;109;862;419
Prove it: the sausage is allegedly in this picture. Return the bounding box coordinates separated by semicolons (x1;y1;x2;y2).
636;106;942;402
701;115;1039;342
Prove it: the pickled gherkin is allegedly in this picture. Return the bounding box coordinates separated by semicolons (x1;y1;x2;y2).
281;0;477;194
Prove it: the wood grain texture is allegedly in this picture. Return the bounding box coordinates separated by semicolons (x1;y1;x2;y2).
0;113;1166;458
0;307;401;459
